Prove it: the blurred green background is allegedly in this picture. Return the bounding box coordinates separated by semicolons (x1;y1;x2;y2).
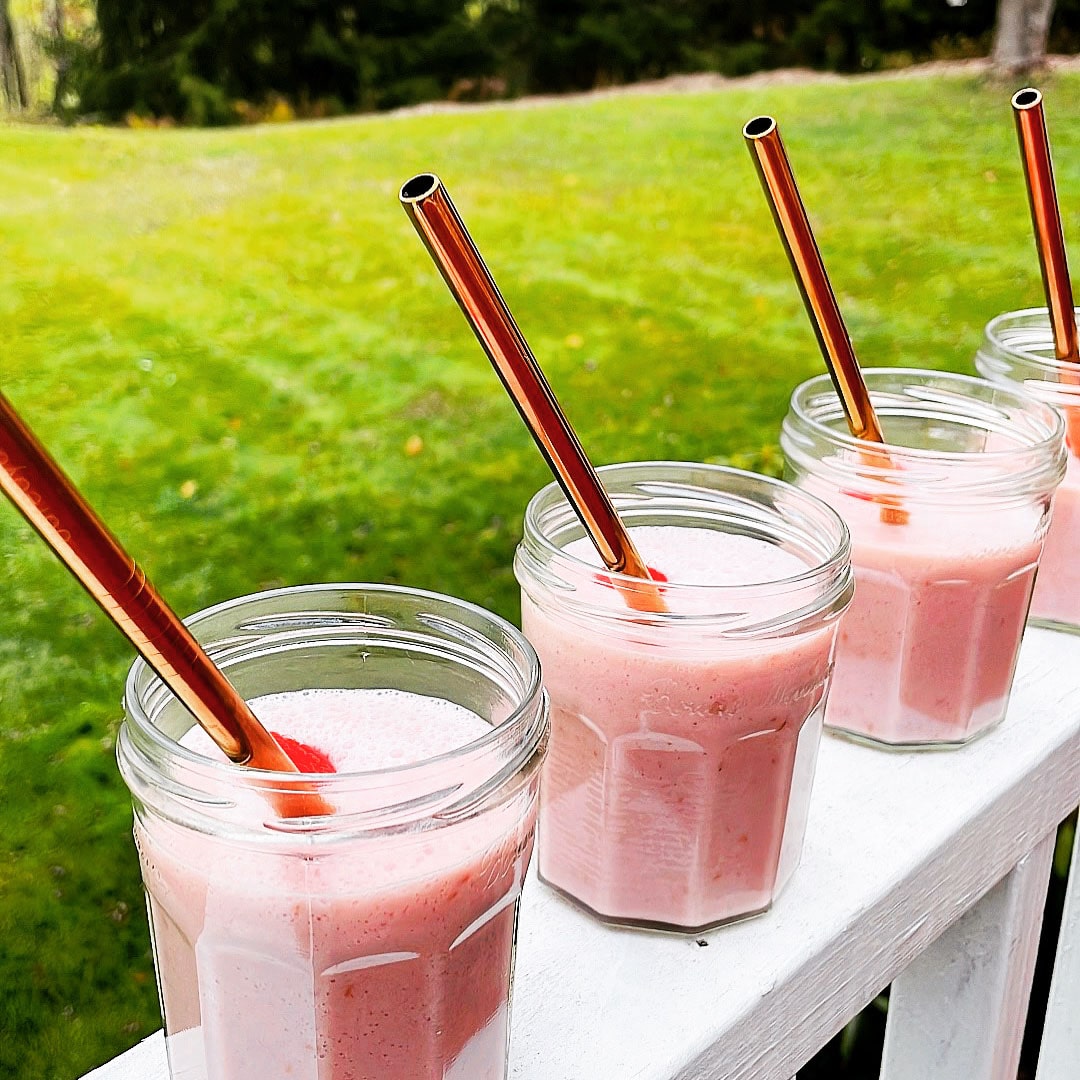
1;70;1078;1078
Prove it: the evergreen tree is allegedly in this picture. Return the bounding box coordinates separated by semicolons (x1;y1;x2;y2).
522;0;695;92
78;0;494;122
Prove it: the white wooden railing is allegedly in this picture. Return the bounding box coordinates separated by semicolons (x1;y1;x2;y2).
83;626;1080;1080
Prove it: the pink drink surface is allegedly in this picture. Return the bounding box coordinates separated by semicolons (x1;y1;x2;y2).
521;526;837;930
139;689;535;1080
822;493;1043;744
1030;450;1080;627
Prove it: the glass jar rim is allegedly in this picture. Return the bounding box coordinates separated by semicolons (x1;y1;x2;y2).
787;366;1064;465
122;582;545;787
518;460;852;620
982;306;1080;377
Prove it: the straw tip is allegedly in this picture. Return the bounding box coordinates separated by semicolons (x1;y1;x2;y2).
743;115;777;140
1012;87;1042;111
400;173;441;204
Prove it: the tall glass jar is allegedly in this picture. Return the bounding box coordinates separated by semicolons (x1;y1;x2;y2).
976;307;1080;631
515;462;853;932
782;368;1065;748
117;583;548;1080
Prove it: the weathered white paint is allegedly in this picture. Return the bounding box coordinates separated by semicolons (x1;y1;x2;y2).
880;830;1055;1080
1037;819;1080;1080
80;628;1080;1080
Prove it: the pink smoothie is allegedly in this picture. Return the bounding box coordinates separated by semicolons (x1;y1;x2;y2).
138;689;536;1080
820;493;1043;744
1029;449;1080;627
520;525;839;930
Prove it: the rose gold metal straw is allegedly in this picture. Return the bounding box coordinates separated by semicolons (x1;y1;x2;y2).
400;173;667;612
0;390;331;812
1012;87;1080;449
1013;89;1077;362
743;116;907;525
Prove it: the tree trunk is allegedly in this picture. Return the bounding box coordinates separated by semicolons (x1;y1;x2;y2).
49;0;69;112
993;0;1057;77
0;0;27;109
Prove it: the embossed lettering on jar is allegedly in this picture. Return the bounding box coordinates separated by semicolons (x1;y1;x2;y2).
515;462;853;932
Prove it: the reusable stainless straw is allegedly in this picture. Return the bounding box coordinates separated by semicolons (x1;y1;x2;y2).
400;173;668;612
0;389;332;813
744;116;907;525
1012;87;1080;448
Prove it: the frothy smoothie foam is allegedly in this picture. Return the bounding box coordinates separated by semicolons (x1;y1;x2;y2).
181;688;490;770
139;688;533;1080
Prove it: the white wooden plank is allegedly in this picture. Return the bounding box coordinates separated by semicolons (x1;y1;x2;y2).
79;628;1080;1080
1037;818;1080;1080
880;830;1055;1080
508;629;1080;1080
83;1033;166;1080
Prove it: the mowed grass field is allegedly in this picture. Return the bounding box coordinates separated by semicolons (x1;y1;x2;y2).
2;71;1079;1079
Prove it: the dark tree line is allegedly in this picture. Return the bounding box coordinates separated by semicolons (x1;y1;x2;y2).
5;0;1080;122
77;0;494;122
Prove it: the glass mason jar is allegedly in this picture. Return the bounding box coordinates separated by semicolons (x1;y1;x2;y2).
514;461;853;932
117;584;548;1080
976;307;1080;631
782;368;1066;748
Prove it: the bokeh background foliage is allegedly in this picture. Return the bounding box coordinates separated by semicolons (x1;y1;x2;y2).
1;70;1079;1077
4;0;1080;122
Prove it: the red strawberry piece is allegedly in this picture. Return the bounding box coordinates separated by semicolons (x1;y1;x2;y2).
271;732;336;774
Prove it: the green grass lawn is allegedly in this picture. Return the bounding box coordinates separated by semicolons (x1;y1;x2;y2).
2;70;1078;1079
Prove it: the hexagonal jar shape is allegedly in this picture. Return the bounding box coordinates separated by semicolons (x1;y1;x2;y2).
977;307;1080;632
514;462;853;932
782;368;1066;748
117;584;548;1080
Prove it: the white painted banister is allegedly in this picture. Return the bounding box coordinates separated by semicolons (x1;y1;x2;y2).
80;628;1080;1080
880;830;1055;1080
1036;816;1080;1079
